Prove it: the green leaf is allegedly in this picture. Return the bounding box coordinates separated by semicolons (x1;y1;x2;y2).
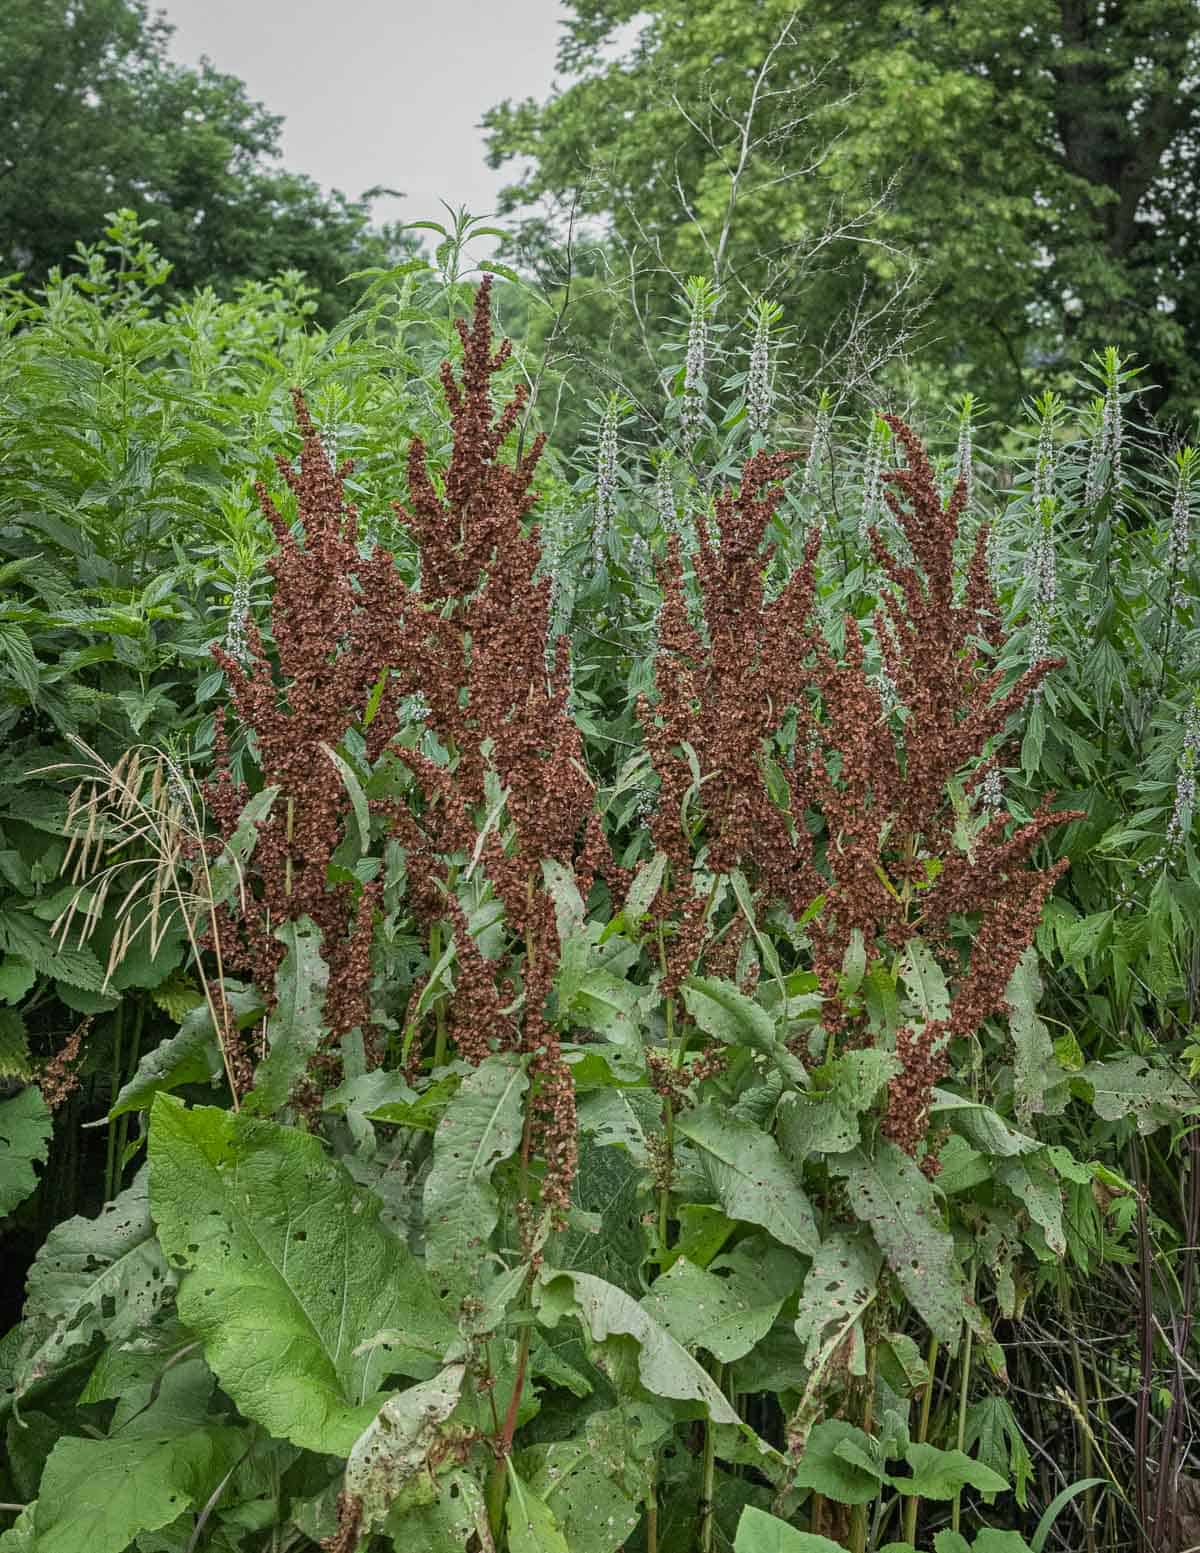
246;917;329;1114
930;1093;1039;1156
148;1097;456;1455
624;851;666;920
15;1360;244;1553
206;785;280;909
382;1468;487;1552
0;955;36;1005
900;940;950;1022
0;1006;32;1081
829;1144;965;1343
320;743;371;855
1080;1055;1195;1134
110;984;264;1118
674;1104;818;1254
791;1420;883;1504
0;624;40;703
536;1268;738;1422
888;1442;1008;1499
344;1364;467;1536
515;1406;650;1553
1004;948;1057;1128
735;1505;849;1552
682;976;805;1087
0;911;106;992
423;1051;528;1300
577;1086;662;1163
965;1395;1033;1507
997;1157;1065;1255
642;1241;802;1362
12;1170;174;1403
0;1086;51;1215
506;1461;570;1553
793;1233;880;1366
1030;1477;1105;1552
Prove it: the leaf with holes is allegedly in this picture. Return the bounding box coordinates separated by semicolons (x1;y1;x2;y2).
675;1104;818;1254
0;1085;51;1215
793;1232;881;1367
344;1364;467;1536
12;1359;244;1553
829;1145;965;1343
1080;1055;1195;1134
12;1169;175;1403
148;1096;456;1455
423;1051;528;1299
642;1238;803;1363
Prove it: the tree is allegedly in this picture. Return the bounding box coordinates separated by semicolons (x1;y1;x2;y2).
483;0;1200;424
0;0;412;322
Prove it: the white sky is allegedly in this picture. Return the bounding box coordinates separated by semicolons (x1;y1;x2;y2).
157;0;574;243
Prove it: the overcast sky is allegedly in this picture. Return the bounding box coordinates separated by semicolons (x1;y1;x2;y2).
158;0;575;243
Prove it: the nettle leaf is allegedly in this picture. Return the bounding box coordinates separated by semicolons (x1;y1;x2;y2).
887;1442;1009;1500
830;1145;965;1343
344;1364;467;1536
0;1085;51;1215
13;1169;174;1403
110;983;265;1118
792;1419;883;1505
674;1104;818;1254
997;1157;1066;1255
148;1097;456;1456
642;1238;803;1362
735;1505;848;1552
536;1268;738;1422
246;917;329;1115
1004;948;1060;1127
423;1051;528;1300
15;1359;244;1553
1080;1055;1195;1134
793;1233;881;1367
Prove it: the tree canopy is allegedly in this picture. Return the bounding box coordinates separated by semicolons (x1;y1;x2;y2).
1;0;412;321
484;0;1200;424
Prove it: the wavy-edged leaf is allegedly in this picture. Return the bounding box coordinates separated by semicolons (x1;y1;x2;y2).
110;983;264;1119
675;1104;818;1254
13;1170;174;1403
829;1144;965;1343
0;1085;51;1215
344;1364;466;1536
423;1051;528;1300
1080;1055;1195;1134
246;917;329;1114
793;1232;880;1368
735;1505;847;1552
14;1359;243;1553
148;1097;456;1455
536;1268;738;1422
642;1239;803;1363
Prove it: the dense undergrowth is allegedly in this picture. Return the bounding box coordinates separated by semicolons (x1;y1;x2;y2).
0;216;1198;1553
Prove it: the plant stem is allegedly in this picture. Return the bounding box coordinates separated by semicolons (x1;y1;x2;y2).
902;1334;940;1546
951;1315;974;1535
699;1361;724;1553
104;1002;124;1200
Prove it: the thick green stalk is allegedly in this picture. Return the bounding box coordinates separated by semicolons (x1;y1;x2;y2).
950;1319;974;1535
902;1334;940;1546
104;1002;124;1201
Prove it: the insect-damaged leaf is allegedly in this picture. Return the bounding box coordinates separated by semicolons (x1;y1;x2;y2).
793;1232;881;1368
12;1168;174;1403
423;1051;528;1300
829;1144;965;1343
344;1364;467;1536
148;1097;456;1456
674;1104;819;1254
1080;1054;1195;1134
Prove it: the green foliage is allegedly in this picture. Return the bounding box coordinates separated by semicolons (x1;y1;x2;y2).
0;1086;51;1215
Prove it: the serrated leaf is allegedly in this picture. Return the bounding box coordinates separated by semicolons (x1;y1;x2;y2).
13;1171;175;1402
1004;949;1059;1127
246;917;329;1114
423;1051;528;1300
0;624;40;702
965;1395;1033;1508
829;1144;965;1343
675;1104;818;1254
16;1360;244;1553
148;1098;456;1455
0;1006;32;1079
344;1364;466;1536
624;851;667;919
0;910;106;991
0;955;36;1005
0;1085;51;1214
536;1268;738;1422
